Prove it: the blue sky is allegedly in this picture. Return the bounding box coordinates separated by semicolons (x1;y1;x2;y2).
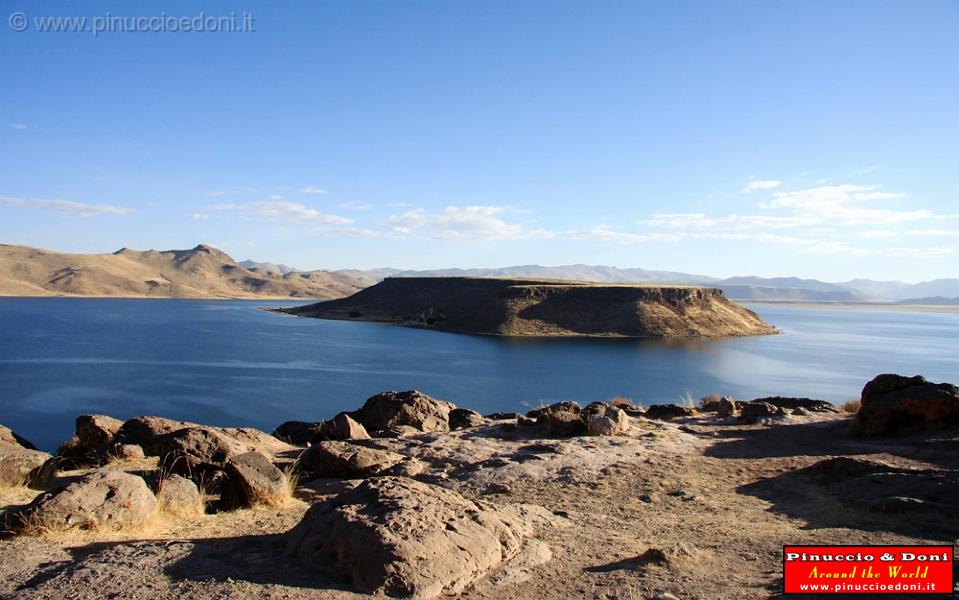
2;1;957;282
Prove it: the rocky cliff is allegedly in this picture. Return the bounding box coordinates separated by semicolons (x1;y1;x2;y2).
282;277;777;337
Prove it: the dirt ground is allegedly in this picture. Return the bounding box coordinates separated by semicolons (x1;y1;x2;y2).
2;413;956;600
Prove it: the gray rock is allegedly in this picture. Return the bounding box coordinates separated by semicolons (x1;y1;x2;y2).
582;402;629;436
25;471;157;532
286;476;551;599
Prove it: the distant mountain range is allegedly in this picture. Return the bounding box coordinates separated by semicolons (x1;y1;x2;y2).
0;244;363;299
306;264;959;304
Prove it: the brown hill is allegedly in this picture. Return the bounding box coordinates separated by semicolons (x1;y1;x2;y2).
0;244;364;299
282;277;777;337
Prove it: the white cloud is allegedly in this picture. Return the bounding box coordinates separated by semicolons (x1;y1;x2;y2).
885;246;954;258
247;200;351;224
764;184;928;226
743;179;783;192
386;206;553;241
567;227;683;244
644;212;817;230
856;230;898;239
9;123;28;130
192;213;209;220
852;191;906;201
906;229;959;237
207;191;225;197
299;186;328;194
1;196;133;218
339;202;372;211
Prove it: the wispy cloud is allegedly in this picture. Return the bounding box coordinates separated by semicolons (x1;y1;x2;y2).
339;202;372;211
191;213;210;220
8;123;28;130
742;179;783;192
885;246;954;258
386;205;553;241
567;227;682;244
299;186;328;195
1;196;133;218
207;191;225;197
214;199;352;225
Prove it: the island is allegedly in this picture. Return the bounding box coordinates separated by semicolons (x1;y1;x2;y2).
278;277;777;337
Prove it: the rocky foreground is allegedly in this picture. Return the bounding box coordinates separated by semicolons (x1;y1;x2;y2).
281;277;777;338
1;374;958;599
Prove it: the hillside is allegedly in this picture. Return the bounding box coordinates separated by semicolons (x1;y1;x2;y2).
0;244;364;299
281;277;776;338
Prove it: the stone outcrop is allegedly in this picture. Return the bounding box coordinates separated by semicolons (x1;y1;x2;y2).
350;390;454;433
282;277;778;338
272;421;324;446
751;397;840;413
582;402;629;436
449;408;485;430
0;424;38;450
24;471;157;532
740;401;786;421
152;427;248;476
852;374;959;436
0;446;50;487
286;476;552;599
298;441;407;479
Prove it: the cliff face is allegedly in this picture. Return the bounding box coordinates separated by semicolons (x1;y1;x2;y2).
0;244;364;299
284;277;777;338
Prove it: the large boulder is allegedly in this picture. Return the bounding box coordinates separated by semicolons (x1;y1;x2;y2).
351;390;455;433
272;420;324;446
24;471;157;532
645;404;697;420
449;408;485;430
752;397;840;413
116;416;199;453
75;414;124;451
527;401;580;420
545;411;587;436
319;413;371;441
156;474;204;518
740;401;785;421
852;374;959;436
0;424;37;450
222;452;289;508
0;446;50;487
582;402;629;436
152;427;249;476
299;441;407;479
287;477;551;599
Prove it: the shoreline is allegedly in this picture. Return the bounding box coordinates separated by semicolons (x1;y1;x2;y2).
741;299;959;313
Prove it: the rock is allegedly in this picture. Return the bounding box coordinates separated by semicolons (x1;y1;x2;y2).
351;390;455;433
116;416;198;452
298;441;407;479
488;539;552;586
793;407;811;416
698;395;726;412
113;443;145;460
25;471;157;532
652;594;681;600
645;404;697;420
54;435;101;469
373;425;421;439
852;374;959;436
582;402;630;436
318;413;371;441
517;416;540;427
152;427;248;476
546;411;587;437
740;401;785;421
484;412;521;421
0;424;38;450
272;420;324;446
716;397;740;418
0;446;51;487
75;414;124;451
223;451;289;508
287;476;551;599
752;396;840;413
156;474;204;518
449;408;485;430
527;401;581;420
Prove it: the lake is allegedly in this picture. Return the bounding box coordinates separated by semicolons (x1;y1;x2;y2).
1;297;956;451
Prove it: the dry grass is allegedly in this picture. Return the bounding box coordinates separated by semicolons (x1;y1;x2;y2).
678;391;696;409
842;399;862;414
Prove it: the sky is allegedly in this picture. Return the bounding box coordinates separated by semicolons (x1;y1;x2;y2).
2;0;957;282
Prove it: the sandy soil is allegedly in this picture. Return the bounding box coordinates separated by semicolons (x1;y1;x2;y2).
2;413;956;600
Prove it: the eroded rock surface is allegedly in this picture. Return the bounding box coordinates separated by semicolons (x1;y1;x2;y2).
24;471;157;532
853;374;959;436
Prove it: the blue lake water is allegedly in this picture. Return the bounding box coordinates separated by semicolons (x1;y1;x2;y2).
0;297;956;451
